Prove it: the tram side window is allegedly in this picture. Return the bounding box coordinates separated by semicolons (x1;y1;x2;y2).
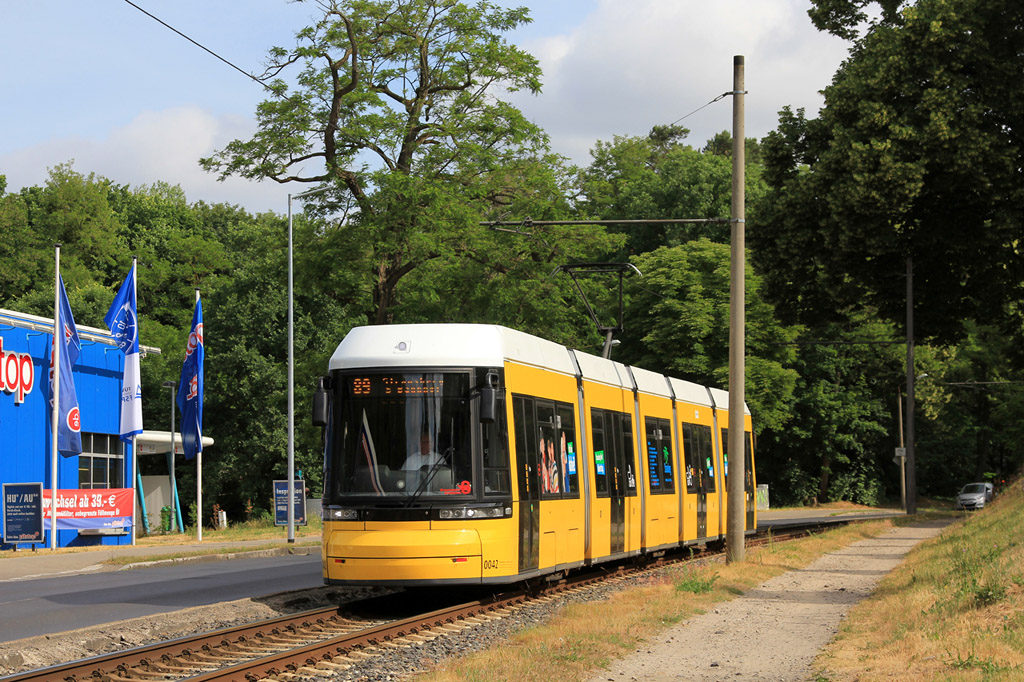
512;394;579;500
744;432;754;490
701;425;716;493
645;417;674;494
591;408;638;498
557;404;579;495
681;424;700;494
721;428;733;488
482;406;511;496
591;411;608;496
513;396;537;500
537;402;561;495
618;412;638;496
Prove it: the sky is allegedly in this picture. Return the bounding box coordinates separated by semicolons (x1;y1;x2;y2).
0;0;853;215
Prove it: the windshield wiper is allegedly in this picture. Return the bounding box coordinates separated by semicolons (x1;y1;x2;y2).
403;447;453;507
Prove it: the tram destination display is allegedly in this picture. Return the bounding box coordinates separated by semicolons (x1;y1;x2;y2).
347;374;447;397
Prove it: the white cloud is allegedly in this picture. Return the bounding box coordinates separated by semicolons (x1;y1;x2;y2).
0;107;281;214
0;1;852;212
512;0;850;162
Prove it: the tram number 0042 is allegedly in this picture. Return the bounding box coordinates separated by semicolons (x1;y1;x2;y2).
483;559;499;570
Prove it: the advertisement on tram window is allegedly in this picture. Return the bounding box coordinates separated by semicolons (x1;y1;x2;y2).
40;488;134;530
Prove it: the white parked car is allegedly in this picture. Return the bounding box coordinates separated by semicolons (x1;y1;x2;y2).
957;483;990;510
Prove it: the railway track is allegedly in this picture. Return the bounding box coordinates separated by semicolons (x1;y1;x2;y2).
1;521;856;682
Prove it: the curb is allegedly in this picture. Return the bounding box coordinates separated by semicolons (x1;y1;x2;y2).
118;546;316;571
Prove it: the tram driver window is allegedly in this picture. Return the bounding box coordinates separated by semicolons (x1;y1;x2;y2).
482;407;510;495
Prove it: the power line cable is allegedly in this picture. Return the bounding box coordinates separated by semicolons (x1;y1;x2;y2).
669;92;731;128
121;0;271;91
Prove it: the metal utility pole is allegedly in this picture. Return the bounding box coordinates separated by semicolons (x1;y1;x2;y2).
905;256;917;515
50;244;62;551
287;186;330;543
726;55;746;564
896;389;907;511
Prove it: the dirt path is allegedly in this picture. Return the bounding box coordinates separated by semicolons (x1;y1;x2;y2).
587;519;949;682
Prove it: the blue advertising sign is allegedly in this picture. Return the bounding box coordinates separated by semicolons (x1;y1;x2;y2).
3;482;44;544
273;480;307;527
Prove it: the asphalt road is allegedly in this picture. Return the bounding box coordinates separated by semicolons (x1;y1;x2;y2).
0;553;323;643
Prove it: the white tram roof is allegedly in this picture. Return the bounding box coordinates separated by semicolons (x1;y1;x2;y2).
707;386;752;416
329;324;575;374
668;377;713;407
629;365;672;398
329;324;749;414
570;348;631;389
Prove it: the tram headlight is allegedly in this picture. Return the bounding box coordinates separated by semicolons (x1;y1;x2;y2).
438;506;509;519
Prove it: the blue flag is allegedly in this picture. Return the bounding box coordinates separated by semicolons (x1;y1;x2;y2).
50;275;82;456
104;265;143;442
176;298;204;460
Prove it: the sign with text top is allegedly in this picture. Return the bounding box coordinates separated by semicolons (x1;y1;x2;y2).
273;480;307;527
41;488;134;531
3;483;44;544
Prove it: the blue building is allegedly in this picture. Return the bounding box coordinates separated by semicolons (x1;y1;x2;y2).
1;308;160;548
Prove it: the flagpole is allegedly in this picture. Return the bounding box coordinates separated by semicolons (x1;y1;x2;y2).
195;288;203;543
50;244;62;551
131;255;138;546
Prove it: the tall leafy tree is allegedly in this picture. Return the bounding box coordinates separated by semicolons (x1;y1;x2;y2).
202;0;548;325
580;127;767;257
807;0;909;39
618;241;800;436
752;0;1024;345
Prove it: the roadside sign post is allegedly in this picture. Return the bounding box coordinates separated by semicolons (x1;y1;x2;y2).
894;447;907;512
3;482;44;550
273;480;307;528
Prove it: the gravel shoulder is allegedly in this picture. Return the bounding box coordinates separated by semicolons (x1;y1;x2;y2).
586;519;950;682
0;519;949;681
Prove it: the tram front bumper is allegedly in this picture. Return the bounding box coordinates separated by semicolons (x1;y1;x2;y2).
324;527;483;584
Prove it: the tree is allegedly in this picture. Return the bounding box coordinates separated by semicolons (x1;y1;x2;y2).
580;128;767;256
807;0;910;40
617;240;800;436
752;0;1024;345
202;0;548;325
914;323;1024;492
757;313;901;506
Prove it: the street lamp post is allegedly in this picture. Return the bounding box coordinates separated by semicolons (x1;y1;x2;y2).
286;186;330;543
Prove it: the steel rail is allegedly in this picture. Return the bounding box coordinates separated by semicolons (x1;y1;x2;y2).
0;605;354;682
2;517;873;682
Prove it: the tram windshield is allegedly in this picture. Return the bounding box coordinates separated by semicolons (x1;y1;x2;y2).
326;372;474;500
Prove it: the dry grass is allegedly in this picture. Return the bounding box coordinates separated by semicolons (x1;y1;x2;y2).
814;481;1024;682
137;515;322;544
0;517;320;560
419;520;895;682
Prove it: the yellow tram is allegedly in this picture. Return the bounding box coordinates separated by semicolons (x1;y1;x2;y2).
312;324;755;586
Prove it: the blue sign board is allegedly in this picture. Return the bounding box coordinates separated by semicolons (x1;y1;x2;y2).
3;482;44;544
273;480;307;527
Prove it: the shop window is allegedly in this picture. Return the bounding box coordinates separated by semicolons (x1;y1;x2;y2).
78;433;124;489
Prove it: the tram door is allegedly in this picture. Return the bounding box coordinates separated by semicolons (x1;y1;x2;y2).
513;396;541;572
591;409;633;554
721;428;755;530
744;432;755;529
682;424;711;538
